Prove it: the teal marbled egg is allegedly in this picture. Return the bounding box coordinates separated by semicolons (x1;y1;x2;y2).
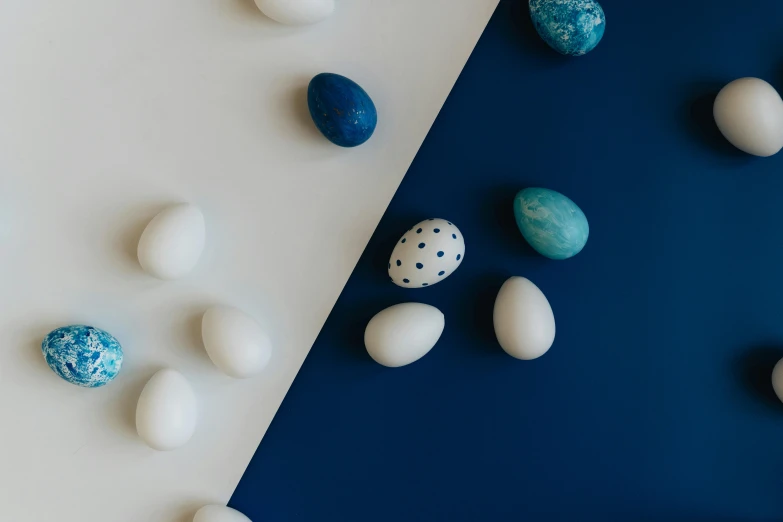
529;0;605;57
514;188;589;260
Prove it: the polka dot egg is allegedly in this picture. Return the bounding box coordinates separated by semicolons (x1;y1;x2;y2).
388;218;465;288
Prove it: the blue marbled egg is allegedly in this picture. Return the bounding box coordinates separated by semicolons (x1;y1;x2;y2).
514;187;589;260
42;325;123;387
529;0;605;56
307;73;377;147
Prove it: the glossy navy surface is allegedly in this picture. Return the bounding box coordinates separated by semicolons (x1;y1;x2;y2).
232;0;783;519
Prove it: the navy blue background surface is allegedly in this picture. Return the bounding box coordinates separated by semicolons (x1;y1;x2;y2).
231;1;783;520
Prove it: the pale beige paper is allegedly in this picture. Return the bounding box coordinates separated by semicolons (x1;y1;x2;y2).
0;1;498;520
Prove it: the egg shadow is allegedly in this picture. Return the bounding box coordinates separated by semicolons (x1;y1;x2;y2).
22;325;51;367
757;33;783;88
108;202;171;276
365;212;426;280
289;79;320;139
326;295;401;363
454;272;509;356
503;0;570;66
227;0;314;32
679;81;756;163
478;183;542;259
775;57;783;91
157;501;205;522
262;74;337;152
186;312;207;359
104;365;162;442
733;345;783;411
365;230;398;282
17;323;60;384
231;0;262;17
171;302;217;365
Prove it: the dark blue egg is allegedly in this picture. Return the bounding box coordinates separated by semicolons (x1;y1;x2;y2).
307;73;377;147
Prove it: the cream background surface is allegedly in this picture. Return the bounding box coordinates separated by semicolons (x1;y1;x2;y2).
0;1;497;520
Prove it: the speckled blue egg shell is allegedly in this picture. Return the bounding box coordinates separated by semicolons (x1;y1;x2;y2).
529;0;605;56
514;188;589;260
42;325;123;387
307;73;377;147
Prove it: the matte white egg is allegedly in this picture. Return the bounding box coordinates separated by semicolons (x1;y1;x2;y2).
194;505;252;522
364;302;444;367
713;77;783;157
137;203;205;280
388;218;465;288
493;277;555;360
772;358;783;404
201;306;272;379
254;0;334;25
136;369;197;451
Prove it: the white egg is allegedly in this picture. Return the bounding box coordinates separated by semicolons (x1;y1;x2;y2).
194;505;251;522
136;369;197;451
493;277;555;360
772;358;783;404
254;0;334;25
388;218;465;288
137;203;205;280
201;306;272;379
364;303;444;367
713;77;783;157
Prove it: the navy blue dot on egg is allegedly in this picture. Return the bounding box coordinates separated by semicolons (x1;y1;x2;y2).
456;254;461;261
437;251;444;257
438;271;445;276
416;263;423;269
388;263;391;269
403;278;410;283
434;228;440;233
396;260;401;266
422;283;429;286
428;218;434;221
401;238;406;243
452;233;457;239
390;277;394;282
418;243;426;249
416;228;422;233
